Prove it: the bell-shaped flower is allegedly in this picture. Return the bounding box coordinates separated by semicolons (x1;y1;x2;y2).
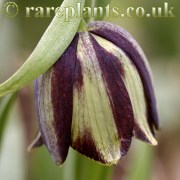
30;21;159;166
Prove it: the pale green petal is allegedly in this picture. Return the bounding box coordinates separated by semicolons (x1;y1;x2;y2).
71;32;121;165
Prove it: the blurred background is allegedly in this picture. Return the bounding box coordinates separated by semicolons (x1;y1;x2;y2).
0;0;180;180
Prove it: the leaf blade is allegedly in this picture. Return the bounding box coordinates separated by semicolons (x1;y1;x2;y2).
0;0;85;97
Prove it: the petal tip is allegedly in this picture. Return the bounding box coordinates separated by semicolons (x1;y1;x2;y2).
27;132;44;153
148;136;158;146
133;126;158;146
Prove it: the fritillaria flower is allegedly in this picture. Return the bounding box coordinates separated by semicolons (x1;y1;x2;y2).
29;21;159;166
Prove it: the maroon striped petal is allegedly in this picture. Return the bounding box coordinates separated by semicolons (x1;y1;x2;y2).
92;33;157;145
88;21;159;133
34;35;79;165
89;34;134;156
71;32;134;165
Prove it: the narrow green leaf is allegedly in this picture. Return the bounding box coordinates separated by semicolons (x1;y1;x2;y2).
0;94;16;146
0;0;85;97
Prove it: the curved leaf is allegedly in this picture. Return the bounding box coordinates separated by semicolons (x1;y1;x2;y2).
0;0;85;97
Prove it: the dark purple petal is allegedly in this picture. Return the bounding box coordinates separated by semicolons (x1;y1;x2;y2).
34;34;79;165
51;36;79;161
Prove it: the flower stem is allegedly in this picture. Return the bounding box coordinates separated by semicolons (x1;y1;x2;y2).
78;18;87;32
84;0;112;23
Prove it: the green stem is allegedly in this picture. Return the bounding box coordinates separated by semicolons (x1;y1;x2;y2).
84;0;112;23
78;18;87;32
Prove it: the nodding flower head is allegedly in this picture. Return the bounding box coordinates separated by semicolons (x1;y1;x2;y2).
29;21;159;166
